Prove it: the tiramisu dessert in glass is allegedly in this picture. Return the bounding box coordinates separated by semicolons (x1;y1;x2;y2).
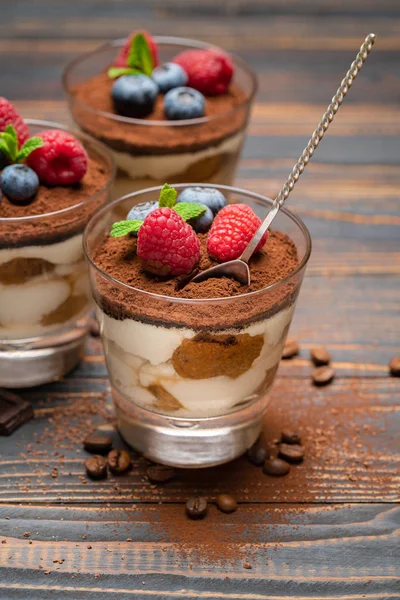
0;99;115;387
84;183;311;467
63;31;257;209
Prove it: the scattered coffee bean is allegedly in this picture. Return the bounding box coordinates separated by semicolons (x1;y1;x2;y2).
107;449;131;474
389;356;400;377
247;443;267;466
216;494;237;514
310;346;331;366
280;430;301;445
89;318;100;337
243;562;252;570
186;496;208;519
278;443;304;463
312;366;335;386
263;457;290;476
282;339;300;359
85;455;107;480
0;388;33;436
146;464;175;483
83;433;113;455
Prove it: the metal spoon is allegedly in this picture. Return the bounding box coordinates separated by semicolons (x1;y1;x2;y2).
190;33;376;286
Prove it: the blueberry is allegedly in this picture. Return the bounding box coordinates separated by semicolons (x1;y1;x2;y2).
1;164;39;205
190;205;214;233
152;63;188;93
177;187;227;215
127;201;158;222
164;87;205;120
112;75;158;118
0;151;8;170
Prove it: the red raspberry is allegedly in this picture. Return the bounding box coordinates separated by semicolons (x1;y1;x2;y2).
0;97;30;146
207;204;268;263
137;207;200;276
172;49;233;95
114;31;159;68
27;130;88;185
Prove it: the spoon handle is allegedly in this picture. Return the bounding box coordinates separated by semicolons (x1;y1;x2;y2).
241;33;376;264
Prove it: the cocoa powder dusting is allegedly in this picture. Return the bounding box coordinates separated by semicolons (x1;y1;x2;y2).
93;230;300;329
0;151;112;248
72;73;249;155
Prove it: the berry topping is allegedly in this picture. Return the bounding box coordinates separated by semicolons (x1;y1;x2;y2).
151;62;188;93
172;49;234;96
127;200;158;224
1;164;39;205
177;187;226;215
112;75;158;118
114;31;159;70
164;87;205;120
189;205;214;233
27;129;88;186
207;204;268;262
0;98;30;146
137;207;201;276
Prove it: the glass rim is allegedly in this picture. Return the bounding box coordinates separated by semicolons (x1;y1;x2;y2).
0;118;116;223
84;183;312;304
62;35;258;128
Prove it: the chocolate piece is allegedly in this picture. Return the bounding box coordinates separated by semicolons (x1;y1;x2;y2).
278;443;304;463
310;347;331;366
263;457;291;476
83;433;113;454
389;357;400;377
186;496;208;519
216;494;237;514
107;449;131;474
92;230;299;330
280;430;301;445
146;464;175;483
148;385;182;412
172;332;264;380
312;366;335;386
85;455;107;480
282;339;300;359
0;389;33;435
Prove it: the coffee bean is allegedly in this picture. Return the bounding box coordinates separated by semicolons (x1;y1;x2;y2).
282;339;300;359
216;494;237;514
312;366;335;386
389;356;400;377
280;430;301;445
278;443;304;463
85;455;107;480
89;318;100;337
186;496;208;519
107;449;131;474
0;388;33;436
247;443;267;466
310;346;331;366
146;464;175;483
263;457;290;476
83;433;113;455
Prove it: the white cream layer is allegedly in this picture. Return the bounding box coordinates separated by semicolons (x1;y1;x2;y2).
99;304;295;418
113;131;243;180
0;233;83;266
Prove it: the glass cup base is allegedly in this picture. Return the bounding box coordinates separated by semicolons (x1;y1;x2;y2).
114;388;269;468
0;319;89;388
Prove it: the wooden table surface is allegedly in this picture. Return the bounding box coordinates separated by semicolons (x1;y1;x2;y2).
0;2;399;599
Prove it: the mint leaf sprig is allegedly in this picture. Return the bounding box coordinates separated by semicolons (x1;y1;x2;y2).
110;183;206;238
108;33;154;79
0;125;43;164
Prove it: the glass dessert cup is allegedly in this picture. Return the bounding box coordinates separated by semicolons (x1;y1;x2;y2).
0;120;115;388
63;37;257;213
84;184;311;468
